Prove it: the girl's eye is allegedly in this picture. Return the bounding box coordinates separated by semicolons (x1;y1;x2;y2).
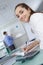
19;11;24;14
16;15;19;18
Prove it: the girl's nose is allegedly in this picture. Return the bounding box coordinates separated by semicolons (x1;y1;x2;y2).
19;15;23;21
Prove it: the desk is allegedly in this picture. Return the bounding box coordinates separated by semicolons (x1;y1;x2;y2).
13;50;43;65
0;50;43;65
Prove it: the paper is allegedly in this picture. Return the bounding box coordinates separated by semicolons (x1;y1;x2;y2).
14;51;24;56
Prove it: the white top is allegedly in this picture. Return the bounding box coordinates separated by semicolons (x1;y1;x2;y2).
22;22;36;41
29;13;43;42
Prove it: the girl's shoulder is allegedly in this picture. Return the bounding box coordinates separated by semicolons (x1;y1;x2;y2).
30;13;43;21
31;12;43;17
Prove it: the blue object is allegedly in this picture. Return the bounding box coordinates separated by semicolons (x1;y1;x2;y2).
4;35;14;46
16;25;18;28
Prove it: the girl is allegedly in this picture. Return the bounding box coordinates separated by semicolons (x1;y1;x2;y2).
14;3;41;52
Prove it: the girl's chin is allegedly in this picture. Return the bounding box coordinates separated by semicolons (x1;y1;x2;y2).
25;19;29;22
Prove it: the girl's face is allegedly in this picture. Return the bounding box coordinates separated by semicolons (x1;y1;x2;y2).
15;6;31;22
